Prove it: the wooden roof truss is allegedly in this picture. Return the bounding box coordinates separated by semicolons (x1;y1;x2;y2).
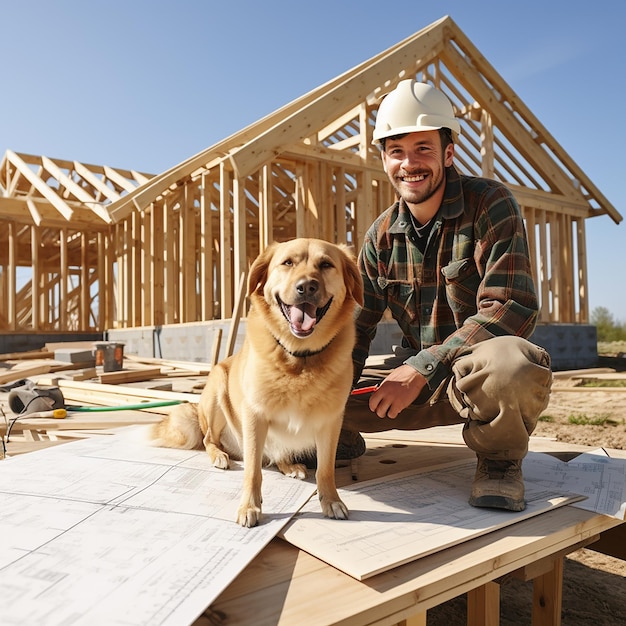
0;16;620;334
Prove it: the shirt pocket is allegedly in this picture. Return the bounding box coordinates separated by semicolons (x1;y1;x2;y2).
378;277;418;322
441;258;480;314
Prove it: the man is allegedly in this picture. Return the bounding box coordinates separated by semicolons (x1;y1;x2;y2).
341;79;553;512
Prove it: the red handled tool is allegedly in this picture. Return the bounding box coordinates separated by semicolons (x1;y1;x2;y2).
350;385;379;396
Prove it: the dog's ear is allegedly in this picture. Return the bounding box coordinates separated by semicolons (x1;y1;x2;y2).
339;245;364;306
248;242;279;295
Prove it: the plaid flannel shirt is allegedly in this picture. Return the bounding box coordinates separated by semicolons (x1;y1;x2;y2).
353;165;539;389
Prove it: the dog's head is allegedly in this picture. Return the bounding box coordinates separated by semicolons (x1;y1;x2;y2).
248;238;363;344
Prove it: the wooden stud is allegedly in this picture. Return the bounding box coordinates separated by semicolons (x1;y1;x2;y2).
532;556;563;626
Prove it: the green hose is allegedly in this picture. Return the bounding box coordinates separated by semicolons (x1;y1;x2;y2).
69;400;185;412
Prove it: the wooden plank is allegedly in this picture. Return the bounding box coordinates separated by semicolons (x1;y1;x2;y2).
0;350;54;361
225;272;246;358
124;354;212;374
219;163;233;318
52;379;199;403
232;177;247;302
104;165;137;194
0;364;52;385
97;368;163;385
575;218;588;322
31;224;40;330
200;172;214;320
60;226;69;329
210;328;222;366
45;341;97;351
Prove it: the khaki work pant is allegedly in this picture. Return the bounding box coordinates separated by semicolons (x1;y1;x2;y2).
343;336;553;460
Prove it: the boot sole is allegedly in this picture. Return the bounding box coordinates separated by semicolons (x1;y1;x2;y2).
469;494;526;512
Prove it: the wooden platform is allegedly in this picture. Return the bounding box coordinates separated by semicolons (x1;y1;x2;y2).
203;434;625;626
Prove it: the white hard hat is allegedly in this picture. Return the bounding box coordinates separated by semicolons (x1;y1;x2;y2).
372;79;461;145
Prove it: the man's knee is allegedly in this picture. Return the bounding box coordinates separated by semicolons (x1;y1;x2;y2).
452;336;553;457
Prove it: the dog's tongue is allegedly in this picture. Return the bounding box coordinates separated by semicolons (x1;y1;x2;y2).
290;303;317;332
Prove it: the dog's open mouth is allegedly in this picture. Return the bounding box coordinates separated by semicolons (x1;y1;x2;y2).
278;297;333;338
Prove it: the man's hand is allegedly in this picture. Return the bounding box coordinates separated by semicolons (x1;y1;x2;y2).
369;364;427;419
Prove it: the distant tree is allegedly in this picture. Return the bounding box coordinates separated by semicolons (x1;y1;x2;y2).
591;307;626;341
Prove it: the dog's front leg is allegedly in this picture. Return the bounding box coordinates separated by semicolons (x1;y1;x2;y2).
237;413;268;528
315;422;349;520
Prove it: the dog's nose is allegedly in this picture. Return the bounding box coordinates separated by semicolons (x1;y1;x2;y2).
296;278;319;296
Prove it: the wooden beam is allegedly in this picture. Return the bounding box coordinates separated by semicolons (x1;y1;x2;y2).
200;173;214;319
0;197;110;230
104;19;451;221
7;221;17;331
576;219;588;323
104;165;138;194
5;150;74;220
259;165;272;251
219;163;233;318
73;160;122;202
225;272;246;359
228;24;447;179
180;184;197;322
58;227;69;330
440;47;580;202
30;225;40;330
152;202;165;326
42;156;112;223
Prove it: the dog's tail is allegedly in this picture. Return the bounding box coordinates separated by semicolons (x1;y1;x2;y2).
147;402;203;450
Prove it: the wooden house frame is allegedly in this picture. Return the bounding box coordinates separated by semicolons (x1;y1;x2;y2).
0;16;621;335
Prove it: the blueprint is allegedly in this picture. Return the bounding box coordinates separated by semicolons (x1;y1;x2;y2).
280;460;584;580
0;432;317;626
2;433;623;621
522;449;626;519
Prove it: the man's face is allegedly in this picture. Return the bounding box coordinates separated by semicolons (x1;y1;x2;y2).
381;130;454;208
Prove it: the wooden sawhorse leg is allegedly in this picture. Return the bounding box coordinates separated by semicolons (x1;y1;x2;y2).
468;581;500;625
532;556;563;626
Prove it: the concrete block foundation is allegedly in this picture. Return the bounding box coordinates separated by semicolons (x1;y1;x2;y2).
106;321;598;372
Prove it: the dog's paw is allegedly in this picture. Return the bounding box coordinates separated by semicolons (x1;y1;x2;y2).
277;461;308;480
208;449;230;470
321;498;349;520
236;505;262;528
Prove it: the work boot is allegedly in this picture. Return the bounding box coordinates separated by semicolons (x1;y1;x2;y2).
469;456;526;512
295;430;366;469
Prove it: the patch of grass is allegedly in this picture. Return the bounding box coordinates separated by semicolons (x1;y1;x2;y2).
538;414;555;423
567;413;615;426
581;380;626;388
597;341;626;356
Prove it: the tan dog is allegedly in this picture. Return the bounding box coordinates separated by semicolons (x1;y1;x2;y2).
149;238;364;527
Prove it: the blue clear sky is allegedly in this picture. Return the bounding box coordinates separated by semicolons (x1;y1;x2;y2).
1;1;624;321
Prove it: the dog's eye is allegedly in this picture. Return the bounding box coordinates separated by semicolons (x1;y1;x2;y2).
282;259;293;267
320;261;333;270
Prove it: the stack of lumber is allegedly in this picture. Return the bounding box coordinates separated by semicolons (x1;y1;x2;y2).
0;342;214;457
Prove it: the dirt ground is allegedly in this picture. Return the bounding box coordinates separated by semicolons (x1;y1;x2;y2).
429;356;626;625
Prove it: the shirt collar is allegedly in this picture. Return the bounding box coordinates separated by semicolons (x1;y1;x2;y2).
388;165;464;235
